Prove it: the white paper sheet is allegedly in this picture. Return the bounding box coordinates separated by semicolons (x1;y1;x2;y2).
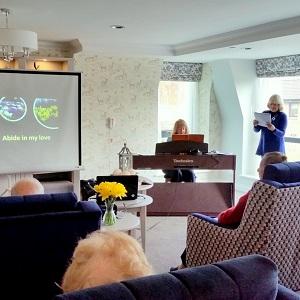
254;112;271;127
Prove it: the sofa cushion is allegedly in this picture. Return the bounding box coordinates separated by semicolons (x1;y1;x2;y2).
0;192;78;217
54;255;279;300
263;161;300;183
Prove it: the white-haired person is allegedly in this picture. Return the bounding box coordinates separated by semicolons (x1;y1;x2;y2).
61;230;153;292
253;94;288;156
11;177;44;196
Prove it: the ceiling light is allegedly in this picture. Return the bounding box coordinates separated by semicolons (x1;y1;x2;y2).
0;8;38;62
110;25;125;29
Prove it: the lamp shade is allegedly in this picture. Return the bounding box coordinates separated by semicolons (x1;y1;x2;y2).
0;28;38;52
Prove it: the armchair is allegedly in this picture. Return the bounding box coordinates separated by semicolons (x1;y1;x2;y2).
0;192;101;300
186;161;300;291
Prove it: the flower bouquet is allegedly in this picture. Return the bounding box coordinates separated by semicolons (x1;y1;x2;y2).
94;181;127;225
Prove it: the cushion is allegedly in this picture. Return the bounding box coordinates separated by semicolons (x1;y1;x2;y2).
0;192;78;217
54;255;278;300
263;161;300;183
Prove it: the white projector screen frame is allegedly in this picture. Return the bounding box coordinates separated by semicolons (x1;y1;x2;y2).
0;69;81;174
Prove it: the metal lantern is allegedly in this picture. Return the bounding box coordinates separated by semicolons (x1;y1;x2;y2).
118;143;133;172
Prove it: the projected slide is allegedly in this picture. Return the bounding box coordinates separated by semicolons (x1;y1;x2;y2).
0;96;27;122
0;70;81;174
33;98;59;129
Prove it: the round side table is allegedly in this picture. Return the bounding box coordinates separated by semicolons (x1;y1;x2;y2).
116;194;153;252
102;212;140;235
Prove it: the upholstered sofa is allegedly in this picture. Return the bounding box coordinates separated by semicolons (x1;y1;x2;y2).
186;161;300;291
54;255;300;300
0;192;101;300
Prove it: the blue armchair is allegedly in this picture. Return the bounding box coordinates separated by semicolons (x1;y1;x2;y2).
0;192;101;300
54;255;300;300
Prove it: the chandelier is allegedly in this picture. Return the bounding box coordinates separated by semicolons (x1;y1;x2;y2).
0;8;38;62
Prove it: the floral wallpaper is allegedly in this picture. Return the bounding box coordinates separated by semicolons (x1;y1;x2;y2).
198;64;221;151
256;54;300;77
74;54;162;179
161;62;202;81
0;49;220;193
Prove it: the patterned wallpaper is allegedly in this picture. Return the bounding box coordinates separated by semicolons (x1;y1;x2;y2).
198;64;221;151
256;54;300;77
74;54;162;179
0;45;221;194
209;86;221;151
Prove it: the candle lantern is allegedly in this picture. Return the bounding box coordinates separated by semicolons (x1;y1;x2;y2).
118;143;133;172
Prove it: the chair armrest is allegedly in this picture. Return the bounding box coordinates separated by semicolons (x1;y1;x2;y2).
77;201;101;213
192;213;239;229
276;284;300;299
186;214;269;267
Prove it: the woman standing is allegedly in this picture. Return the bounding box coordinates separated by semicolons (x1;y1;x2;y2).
253;94;287;156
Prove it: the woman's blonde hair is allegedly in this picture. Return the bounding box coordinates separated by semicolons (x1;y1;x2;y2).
61;230;153;292
172;119;189;134
267;94;284;111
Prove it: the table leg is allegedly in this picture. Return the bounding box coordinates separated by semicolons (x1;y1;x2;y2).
140;206;146;252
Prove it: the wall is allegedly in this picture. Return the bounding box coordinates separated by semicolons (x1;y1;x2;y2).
211;59;262;192
197;64;222;150
74;54;162;179
211;60;243;160
229;60;261;176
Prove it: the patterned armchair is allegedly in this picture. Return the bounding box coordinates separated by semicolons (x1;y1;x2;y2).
186;161;300;291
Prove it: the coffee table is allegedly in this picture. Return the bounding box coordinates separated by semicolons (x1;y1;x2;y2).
116;194;153;252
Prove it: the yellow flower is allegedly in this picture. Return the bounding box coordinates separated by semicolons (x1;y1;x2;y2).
94;181;127;201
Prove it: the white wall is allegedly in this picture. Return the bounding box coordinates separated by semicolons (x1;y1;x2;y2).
210;60;243;170
211;59;262;192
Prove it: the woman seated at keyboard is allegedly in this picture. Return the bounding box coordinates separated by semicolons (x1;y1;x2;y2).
163;119;195;182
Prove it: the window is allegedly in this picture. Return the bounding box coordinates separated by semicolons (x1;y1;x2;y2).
158;81;198;141
286;101;299;119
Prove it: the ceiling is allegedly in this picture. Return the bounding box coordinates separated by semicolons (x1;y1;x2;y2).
2;0;300;62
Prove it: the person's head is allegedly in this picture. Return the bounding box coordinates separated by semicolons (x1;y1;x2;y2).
172;119;189;134
61;230;153;293
267;94;284;112
257;151;287;179
11;178;44;196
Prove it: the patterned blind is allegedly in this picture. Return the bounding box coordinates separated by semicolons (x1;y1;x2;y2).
161;62;202;81
256;54;300;77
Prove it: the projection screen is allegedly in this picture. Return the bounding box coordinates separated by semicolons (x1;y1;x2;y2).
0;70;81;173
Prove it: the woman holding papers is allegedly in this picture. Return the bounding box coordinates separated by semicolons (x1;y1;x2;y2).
253;94;287;156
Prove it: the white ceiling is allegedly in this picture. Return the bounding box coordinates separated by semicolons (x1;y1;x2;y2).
2;0;300;62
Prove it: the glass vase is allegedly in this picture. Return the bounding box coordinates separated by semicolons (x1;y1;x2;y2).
103;198;117;225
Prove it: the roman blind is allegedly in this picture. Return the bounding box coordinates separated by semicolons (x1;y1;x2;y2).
161;62;202;81
256;54;300;77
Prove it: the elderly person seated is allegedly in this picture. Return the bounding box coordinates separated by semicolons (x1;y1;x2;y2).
11;177;44;196
61;230;153;292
